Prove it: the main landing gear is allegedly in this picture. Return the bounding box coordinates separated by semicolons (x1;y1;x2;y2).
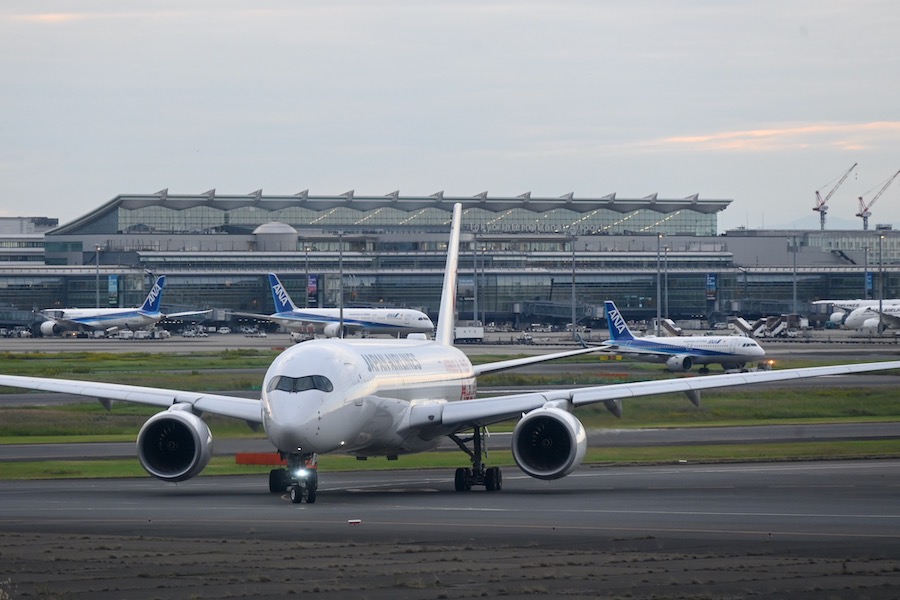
449;425;503;492
269;452;318;504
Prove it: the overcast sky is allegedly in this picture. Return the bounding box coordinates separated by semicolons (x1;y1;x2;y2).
2;1;899;232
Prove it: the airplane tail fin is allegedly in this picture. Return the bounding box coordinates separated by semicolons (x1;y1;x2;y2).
434;203;463;346
604;300;635;341
268;273;298;313
140;276;166;313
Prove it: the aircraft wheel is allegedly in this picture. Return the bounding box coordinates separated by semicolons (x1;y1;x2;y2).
454;467;471;492
485;467;502;492
306;485;317;504
269;468;289;493
699;367;710;375
290;484;304;504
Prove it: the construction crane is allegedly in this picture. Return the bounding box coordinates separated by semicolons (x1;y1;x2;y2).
813;162;857;230
856;168;900;230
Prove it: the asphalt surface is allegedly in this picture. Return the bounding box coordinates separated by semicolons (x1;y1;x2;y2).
1;462;899;598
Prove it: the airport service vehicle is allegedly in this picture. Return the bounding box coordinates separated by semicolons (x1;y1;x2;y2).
234;273;434;339
596;300;766;373
3;204;900;504
38;276;210;336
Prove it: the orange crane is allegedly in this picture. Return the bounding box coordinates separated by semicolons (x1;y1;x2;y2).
856;168;900;230
813;163;857;230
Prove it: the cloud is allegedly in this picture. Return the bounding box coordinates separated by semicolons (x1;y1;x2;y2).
651;122;900;152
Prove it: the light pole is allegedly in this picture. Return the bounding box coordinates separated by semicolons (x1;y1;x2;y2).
656;233;662;335
879;234;885;333
473;238;478;323
480;244;486;326
570;234;576;341
304;245;310;308
95;244;101;308
663;245;669;320
789;236;798;314
338;231;344;337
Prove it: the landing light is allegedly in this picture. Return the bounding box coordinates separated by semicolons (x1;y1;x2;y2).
294;468;309;478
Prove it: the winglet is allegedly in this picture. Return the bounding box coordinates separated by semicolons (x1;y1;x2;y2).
605;300;635;341
140;276;166;313
268;273;298;313
435;203;463;346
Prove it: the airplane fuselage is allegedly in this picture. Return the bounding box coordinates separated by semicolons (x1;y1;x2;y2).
41;308;160;331
261;337;475;457
272;307;434;336
602;335;765;366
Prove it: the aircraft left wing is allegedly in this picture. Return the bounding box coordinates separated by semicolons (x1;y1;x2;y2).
417;360;900;429
472;346;605;376
165;309;213;319
0;375;262;424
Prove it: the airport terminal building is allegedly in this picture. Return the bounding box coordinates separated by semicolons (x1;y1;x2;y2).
1;190;898;331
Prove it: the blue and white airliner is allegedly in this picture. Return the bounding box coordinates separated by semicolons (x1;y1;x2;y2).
234;273;434;339
2;204;898;504
599;300;766;373
38;276;210;336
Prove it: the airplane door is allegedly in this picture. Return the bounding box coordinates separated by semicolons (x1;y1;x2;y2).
343;362;364;406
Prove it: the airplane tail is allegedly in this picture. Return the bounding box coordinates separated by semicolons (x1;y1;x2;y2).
434;203;463;346
268;273;299;313
140;276;166;313
604;300;635;341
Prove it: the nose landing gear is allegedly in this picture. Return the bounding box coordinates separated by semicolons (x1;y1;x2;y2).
269;452;318;504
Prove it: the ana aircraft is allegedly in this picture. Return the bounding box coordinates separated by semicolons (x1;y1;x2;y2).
597;300;766;373
38;276;210;336
3;204;900;504
234;273;435;339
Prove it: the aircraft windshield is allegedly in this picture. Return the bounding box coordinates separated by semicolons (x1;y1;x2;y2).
268;375;334;393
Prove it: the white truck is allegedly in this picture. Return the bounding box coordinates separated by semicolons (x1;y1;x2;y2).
454;322;484;344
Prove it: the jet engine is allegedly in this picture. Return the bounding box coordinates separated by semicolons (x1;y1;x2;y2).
861;317;881;334
665;354;693;372
511;405;587;480
40;320;64;336
830;311;847;325
323;323;347;338
136;407;212;482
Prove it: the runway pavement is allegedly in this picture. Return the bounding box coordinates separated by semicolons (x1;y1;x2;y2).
0;461;899;598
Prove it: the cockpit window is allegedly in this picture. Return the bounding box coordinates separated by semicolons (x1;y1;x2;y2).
268;375;334;393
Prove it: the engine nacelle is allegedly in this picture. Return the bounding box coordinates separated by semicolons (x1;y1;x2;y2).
512;406;587;481
323;323;345;338
665;354;693;372
137;408;213;482
40;320;64;336
861;317;881;334
830;311;847;324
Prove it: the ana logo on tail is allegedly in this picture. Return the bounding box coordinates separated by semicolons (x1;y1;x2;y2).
604;301;634;341
142;277;166;312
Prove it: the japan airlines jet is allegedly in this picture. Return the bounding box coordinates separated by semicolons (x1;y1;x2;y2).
598;300;766;373
38;276;211;336
233;273;434;338
3;204;900;504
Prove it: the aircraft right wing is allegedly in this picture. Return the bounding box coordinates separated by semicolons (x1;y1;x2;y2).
0;374;263;424
412;360;900;430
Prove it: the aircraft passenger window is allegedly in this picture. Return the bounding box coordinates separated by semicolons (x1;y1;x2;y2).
268;375;334;393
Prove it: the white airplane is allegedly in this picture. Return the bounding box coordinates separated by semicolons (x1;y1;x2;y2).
38;276;210;336
812;299;900;326
595;300;766;373
3;204;900;504
843;303;900;332
233;273;435;339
